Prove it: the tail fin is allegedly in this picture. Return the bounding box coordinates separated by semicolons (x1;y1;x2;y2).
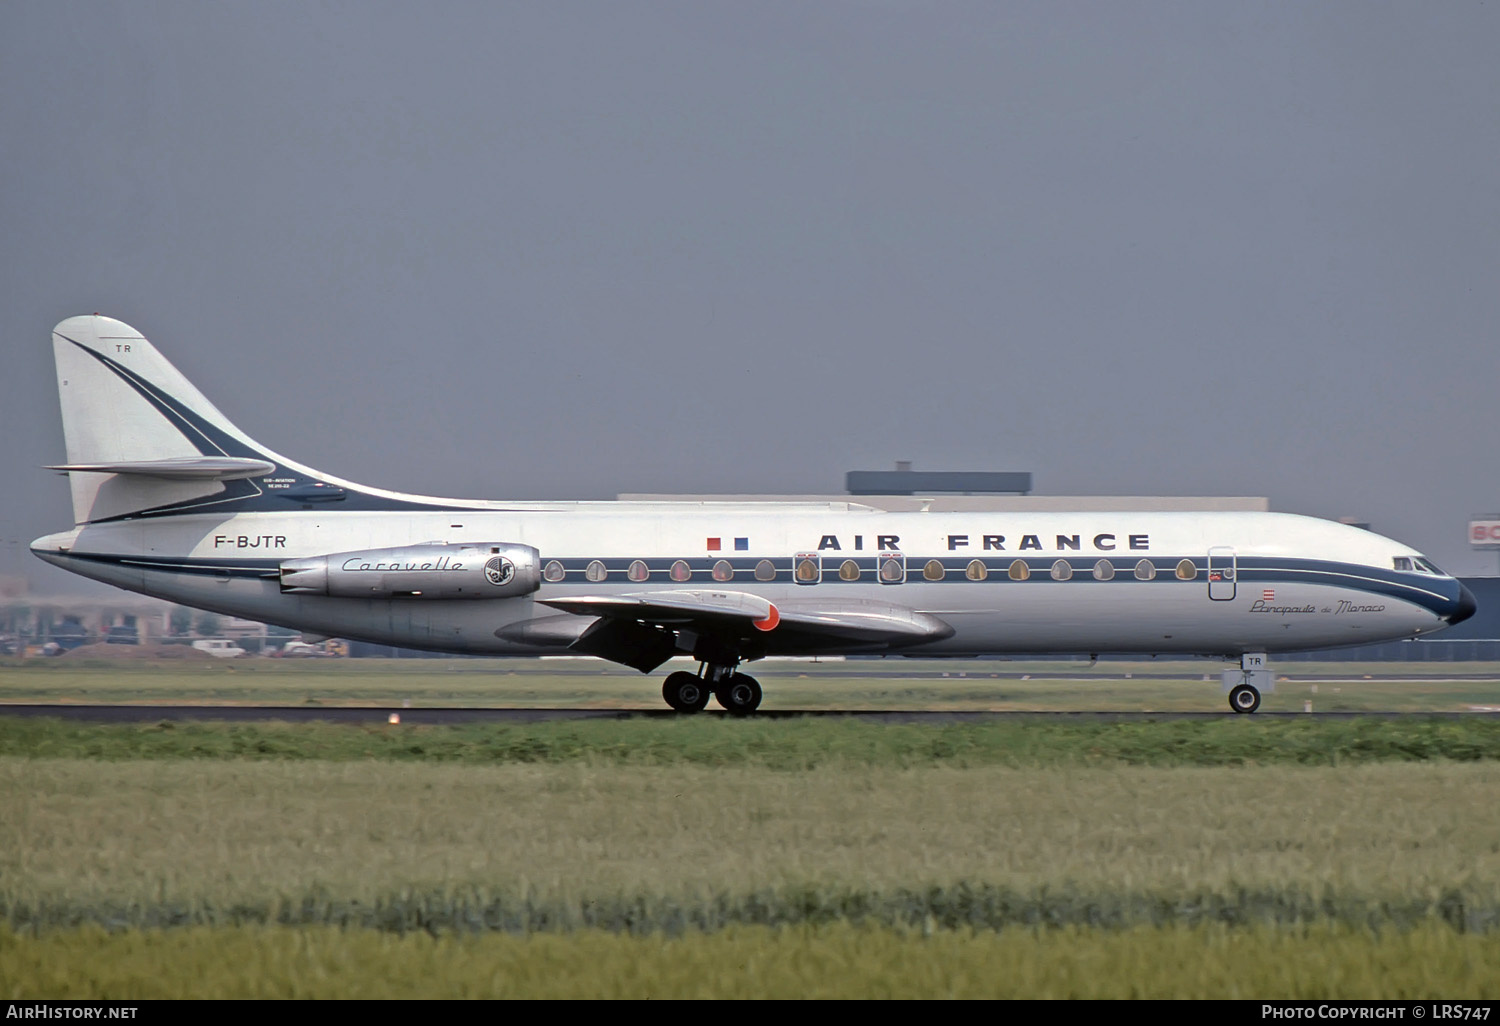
52;315;300;523
51;315;457;524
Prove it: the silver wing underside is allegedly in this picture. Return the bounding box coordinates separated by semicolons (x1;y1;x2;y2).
495;589;954;672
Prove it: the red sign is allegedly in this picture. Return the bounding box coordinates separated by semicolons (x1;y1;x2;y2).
1470;521;1500;547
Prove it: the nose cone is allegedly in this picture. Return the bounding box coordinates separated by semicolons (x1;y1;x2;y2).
1447;583;1478;625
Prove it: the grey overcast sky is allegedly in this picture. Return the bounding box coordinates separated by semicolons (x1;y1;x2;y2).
2;1;1498;594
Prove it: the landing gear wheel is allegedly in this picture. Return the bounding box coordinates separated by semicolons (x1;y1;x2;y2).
1228;683;1261;714
715;673;762;716
663;671;711;713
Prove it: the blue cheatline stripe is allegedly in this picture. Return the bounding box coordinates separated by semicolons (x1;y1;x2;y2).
60;552;282;579
54;551;1462;618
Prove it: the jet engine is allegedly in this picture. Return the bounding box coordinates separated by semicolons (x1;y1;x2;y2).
279;542;541;599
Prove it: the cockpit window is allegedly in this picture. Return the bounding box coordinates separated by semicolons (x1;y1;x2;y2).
1416;557;1446;576
1392;557;1414;572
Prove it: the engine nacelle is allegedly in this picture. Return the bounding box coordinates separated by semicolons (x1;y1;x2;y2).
279;542;541;599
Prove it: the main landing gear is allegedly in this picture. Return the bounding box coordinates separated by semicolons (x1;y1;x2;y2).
662;664;762;716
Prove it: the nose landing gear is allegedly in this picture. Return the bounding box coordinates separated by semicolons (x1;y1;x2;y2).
1223;653;1273;714
1228;683;1262;714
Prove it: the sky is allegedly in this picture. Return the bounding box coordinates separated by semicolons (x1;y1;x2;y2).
2;1;1498;594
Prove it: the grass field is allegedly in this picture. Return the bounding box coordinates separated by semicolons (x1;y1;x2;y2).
5;757;1499;917
7;922;1499;999
4;714;1500;767
5;656;1499;997
3;655;1500;712
6;755;1500;997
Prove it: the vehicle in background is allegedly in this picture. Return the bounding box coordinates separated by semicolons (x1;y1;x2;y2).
105;624;140;645
51;617;87;651
276;640;335;657
191;638;246;658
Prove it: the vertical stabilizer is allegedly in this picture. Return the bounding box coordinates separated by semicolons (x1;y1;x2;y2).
51;315;279;523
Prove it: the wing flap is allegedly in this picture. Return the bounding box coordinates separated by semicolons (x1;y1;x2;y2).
772;599;954;643
539;589;775;625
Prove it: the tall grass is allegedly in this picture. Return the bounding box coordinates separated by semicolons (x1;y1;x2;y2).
5;922;1499;998
9;885;1500;937
3;656;1499;711
5;759;1498;912
4;716;1500;767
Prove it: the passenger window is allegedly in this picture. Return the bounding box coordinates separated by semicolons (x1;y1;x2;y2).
1134;559;1155;581
585;560;607;583
879;554;905;583
1093;559;1114;581
713;560;733;582
1006;560;1027;581
795;554;820;583
543;560;565;582
1175;559;1197;581
628;560;649;582
755;560;776;582
670;560;692;582
968;560;990;581
1050;560;1072;581
839;559;860;581
923;559;945;581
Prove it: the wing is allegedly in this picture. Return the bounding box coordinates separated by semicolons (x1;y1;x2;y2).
508;589;953;672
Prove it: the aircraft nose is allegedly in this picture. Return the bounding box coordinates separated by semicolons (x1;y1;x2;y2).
1446;583;1478;625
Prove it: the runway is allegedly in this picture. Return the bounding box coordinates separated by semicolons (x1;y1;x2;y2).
2;704;1497;724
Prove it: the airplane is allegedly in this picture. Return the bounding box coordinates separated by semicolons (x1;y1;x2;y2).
31;315;1477;714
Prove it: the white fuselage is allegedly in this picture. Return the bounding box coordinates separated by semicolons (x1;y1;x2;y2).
32;505;1469;659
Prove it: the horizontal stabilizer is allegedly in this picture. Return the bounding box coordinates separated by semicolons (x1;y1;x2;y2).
47;456;276;481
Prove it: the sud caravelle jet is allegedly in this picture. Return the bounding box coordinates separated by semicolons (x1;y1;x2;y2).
32;316;1477;714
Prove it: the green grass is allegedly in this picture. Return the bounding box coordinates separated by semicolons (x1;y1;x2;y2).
3;715;1500;767
5;922;1499;998
6;759;1499;911
2;656;1498;711
6;658;1499;996
10;885;1500;937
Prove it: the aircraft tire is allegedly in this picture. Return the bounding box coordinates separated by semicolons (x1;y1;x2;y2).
716;673;762;716
663;671;711;713
1228;684;1261;714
